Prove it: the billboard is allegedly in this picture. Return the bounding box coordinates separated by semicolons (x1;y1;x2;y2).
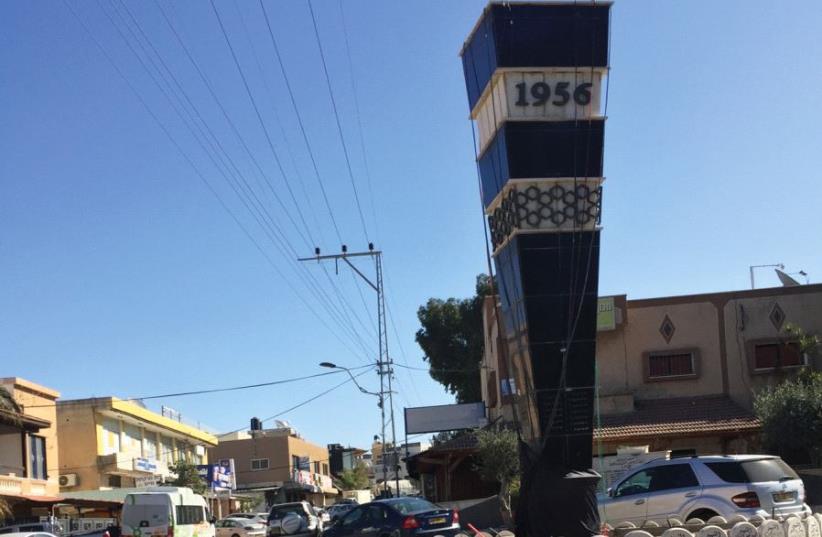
404;402;487;435
197;459;235;491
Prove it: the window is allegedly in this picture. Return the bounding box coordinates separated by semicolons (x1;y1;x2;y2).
251;458;269;471
28;435;46;480
754;342;804;370
615;469;652;497
313;462;320;473
322;463;329;475
123;424;143;455
649;464;699;491
175;506;205;525
102;418;120;455
108;475;122;488
340;507;365;528
647;352;695;379
292;455;301;470
144;434;158;460
706;458;798;484
160;436;174;462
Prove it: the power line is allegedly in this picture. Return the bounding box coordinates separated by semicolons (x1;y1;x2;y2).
337;0;380;242
125;0;376;362
25;366;373;409
208;0;316;252
56;373;371;474
257;0;343;245
306;0;370;243
147;0;375;361
66;0;373;364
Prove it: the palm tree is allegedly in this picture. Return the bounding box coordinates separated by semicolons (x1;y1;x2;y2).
0;386;20;521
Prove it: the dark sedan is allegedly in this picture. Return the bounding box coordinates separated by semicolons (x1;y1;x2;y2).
323;498;461;537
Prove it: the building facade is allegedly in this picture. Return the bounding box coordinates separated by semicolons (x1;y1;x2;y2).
57;397;217;491
209;427;335;506
482;284;822;458
0;378;61;518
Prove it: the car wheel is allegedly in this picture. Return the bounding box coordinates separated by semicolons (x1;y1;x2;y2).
688;509;719;522
232;533;240;537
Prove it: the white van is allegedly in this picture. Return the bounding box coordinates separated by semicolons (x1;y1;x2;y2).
122;487;215;537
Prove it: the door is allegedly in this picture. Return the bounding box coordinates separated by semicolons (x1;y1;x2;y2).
333;507;367;537
645;464;702;523
604;469;653;524
358;505;390;537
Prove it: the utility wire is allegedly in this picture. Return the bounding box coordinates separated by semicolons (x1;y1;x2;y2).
305;0;369;243
26;367;372;409
258;0;343;245
55;373;372;474
149;0;375;361
230;0;326;248
337;0;380;243
66;0;372;363
208;0;317;252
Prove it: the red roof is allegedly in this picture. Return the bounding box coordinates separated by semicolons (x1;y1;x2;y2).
594;396;761;442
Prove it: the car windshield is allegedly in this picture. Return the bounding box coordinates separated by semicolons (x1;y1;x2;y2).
706;458;799;483
385;498;437;515
269;505;306;520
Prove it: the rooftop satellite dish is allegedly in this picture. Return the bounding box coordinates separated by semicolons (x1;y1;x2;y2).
775;268;801;287
274;420;291;429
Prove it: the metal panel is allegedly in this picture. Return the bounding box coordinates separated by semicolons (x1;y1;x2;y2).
461;3;611;111
404;403;487;435
474;69;606;154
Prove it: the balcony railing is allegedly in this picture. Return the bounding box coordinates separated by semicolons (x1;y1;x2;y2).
0;474;51;497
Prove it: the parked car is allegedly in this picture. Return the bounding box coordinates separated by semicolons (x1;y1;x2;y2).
266;502;321;537
323;497;460;537
0;533;59;537
228;514;269;524
216;518;266;537
598;455;811;526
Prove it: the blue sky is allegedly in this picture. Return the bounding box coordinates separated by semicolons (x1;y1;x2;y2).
2;0;821;449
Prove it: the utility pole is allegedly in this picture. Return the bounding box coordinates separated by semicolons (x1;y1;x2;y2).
298;244;400;497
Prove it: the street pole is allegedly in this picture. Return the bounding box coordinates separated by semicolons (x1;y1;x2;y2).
300;245;398;497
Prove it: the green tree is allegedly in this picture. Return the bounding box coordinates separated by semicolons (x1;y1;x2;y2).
337;463;370;490
168;460;207;494
755;370;822;464
475;428;519;523
415;274;493;403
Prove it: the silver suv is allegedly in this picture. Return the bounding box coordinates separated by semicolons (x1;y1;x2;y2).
598;455;811;525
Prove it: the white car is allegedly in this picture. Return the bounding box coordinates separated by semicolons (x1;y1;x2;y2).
216;518;267;537
0;533;60;537
599;455;811;526
228;513;269;524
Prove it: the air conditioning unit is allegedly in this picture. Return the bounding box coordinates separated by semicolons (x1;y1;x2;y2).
59;474;78;487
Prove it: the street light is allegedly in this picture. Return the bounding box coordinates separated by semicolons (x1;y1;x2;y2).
319;362;381;398
749;263;784;289
320;362;396;496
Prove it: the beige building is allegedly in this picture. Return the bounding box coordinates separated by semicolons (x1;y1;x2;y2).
482;283;822;457
210;425;336;506
0;378;61;518
57;397;217;491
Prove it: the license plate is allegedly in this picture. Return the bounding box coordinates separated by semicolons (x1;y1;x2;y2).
773;491;796;503
429;517;447;525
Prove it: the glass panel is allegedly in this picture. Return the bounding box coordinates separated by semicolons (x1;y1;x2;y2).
29;435;46;480
122;424;142;456
615;470;652;497
648;355;669;377
160;436;174;462
102;418;120;455
175;506;205;525
144;434;158;460
669;354;694;375
649;464;698;491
